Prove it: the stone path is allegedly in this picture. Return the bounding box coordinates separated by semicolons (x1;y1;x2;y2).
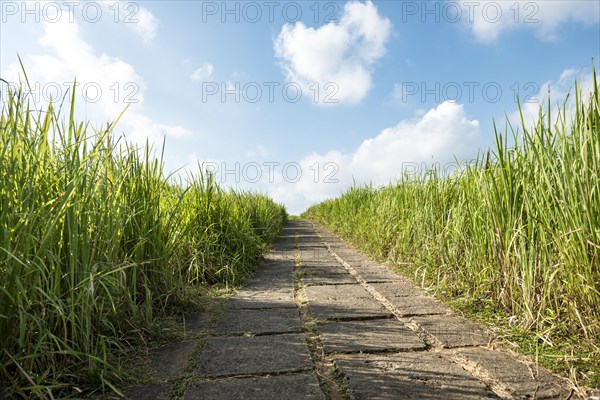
118;220;585;400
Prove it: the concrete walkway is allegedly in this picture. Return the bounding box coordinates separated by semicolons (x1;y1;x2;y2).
119;220;582;399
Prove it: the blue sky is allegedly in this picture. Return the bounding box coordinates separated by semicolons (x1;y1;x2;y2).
1;0;599;213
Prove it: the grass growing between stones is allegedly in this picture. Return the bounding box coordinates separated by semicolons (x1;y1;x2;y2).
304;73;600;388
0;79;286;398
447;296;600;391
294;234;348;400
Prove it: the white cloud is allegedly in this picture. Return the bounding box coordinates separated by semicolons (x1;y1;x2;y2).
508;66;596;132
125;114;192;144
98;0;159;43
4;15;144;118
268;67;598;215
274;0;392;104
267;101;481;214
461;0;599;43
191;62;214;81
349;101;480;181
267;151;352;215
391;82;418;105
129;6;159;43
2;12;191;145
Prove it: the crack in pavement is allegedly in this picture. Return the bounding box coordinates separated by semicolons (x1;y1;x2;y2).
116;220;584;400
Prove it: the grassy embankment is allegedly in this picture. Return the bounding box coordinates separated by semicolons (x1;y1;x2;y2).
0;79;287;398
304;73;600;387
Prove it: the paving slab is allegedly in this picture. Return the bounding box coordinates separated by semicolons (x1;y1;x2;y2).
299;251;333;262
233;287;295;297
298;244;333;255
297;244;328;249
333;248;361;255
386;295;449;316
254;262;294;272
333;353;499;399
352;266;400;282
370;282;423;298
242;282;294;293
299;265;349;275
246;271;293;287
229;288;294;302
258;263;295;272
333;249;364;256
301;259;341;266
183;374;324;400
149;340;197;379
272;245;295;251
214;308;301;335
342;260;380;267
242;280;295;292
323;236;348;243
182;312;210;335
272;244;295;250
307;297;393;320
300;260;344;268
248;261;294;274
195;334;313;377
302;273;358;286
321;237;346;246
119;384;172;400
412;315;493;348
259;255;295;265
455;348;573;399
296;240;314;244
297;241;319;246
298;246;331;254
271;232;295;239
264;255;295;262
298;248;325;255
226;290;296;309
317;319;426;354
334;248;369;256
336;257;373;265
188;220;572;400
304;284;372;301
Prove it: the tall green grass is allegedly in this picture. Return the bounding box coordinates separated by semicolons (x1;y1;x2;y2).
305;74;599;348
0;80;286;397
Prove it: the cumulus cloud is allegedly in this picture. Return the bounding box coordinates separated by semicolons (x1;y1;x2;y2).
129;6;159;43
349;101;480;181
266;101;481;214
2;12;191;144
461;0;599;43
191;62;214;81
125;114;192;142
99;0;159;43
274;0;392;104
507;66;596;132
269;66;598;214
